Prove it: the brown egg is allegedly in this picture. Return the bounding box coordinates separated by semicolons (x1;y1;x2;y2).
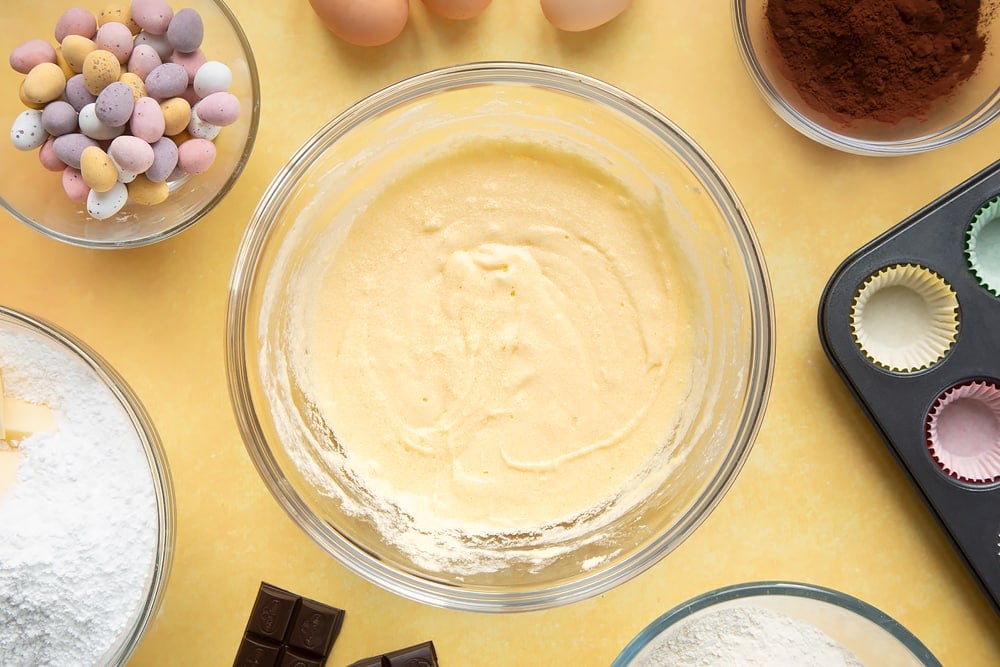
422;0;492;20
540;0;632;32
309;0;409;46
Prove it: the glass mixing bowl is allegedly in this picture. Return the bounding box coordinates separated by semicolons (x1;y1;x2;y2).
732;0;1000;155
0;305;174;664
613;581;940;666
227;62;774;612
0;0;259;248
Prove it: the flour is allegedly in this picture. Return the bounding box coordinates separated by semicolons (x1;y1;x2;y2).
632;605;866;666
0;327;159;666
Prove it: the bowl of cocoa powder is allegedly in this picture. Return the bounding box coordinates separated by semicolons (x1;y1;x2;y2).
733;0;999;155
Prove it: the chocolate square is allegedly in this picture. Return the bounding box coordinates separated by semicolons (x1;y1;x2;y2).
279;648;326;667
234;635;282;667
287;597;345;657
246;582;299;641
384;641;438;667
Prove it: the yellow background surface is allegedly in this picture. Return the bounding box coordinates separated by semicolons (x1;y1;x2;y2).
2;1;1000;665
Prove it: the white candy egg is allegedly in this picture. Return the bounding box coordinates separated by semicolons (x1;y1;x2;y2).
540;0;632;31
10;109;47;151
79;103;124;141
193;60;232;97
86;181;129;219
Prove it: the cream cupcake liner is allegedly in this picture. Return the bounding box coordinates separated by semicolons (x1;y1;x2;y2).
966;195;1000;297
925;381;1000;485
850;264;959;373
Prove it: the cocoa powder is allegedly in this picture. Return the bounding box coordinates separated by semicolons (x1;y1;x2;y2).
765;0;988;124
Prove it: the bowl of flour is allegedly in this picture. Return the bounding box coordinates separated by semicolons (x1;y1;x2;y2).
0;306;174;665
613;581;940;667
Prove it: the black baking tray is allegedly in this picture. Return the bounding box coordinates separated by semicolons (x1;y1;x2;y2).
818;159;1000;618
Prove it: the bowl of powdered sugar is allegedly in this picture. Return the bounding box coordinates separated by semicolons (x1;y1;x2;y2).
0;306;174;665
613;581;941;666
733;0;1000;155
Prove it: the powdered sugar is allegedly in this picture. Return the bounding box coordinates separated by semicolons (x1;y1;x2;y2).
0;326;159;666
632;605;865;666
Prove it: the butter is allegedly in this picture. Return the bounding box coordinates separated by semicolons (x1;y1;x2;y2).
0;369;56;443
0;449;19;499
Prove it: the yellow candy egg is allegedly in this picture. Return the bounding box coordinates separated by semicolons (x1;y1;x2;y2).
80;145;118;193
127;175;170;206
54;45;75;78
18;81;46;110
61;35;97;74
119;72;147;101
23;62;67;104
160;97;191;137
308;0;409;46
82;49;121;95
99;4;141;34
540;0;632;32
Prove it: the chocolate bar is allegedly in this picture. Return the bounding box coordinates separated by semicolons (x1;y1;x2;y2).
346;640;438;667
234;582;345;667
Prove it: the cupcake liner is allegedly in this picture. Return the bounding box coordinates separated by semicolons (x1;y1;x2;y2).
965;195;1000;297
850;264;959;373
925;380;1000;484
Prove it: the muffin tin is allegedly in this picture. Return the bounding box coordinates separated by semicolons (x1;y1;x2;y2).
819;159;1000;617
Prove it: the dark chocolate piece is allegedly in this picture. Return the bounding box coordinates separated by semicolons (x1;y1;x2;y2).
234;582;346;667
344;658;386;667
346;641;438;667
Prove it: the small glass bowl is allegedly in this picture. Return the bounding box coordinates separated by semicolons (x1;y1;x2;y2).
227;62;774;612
613;581;940;666
0;0;260;248
732;0;1000;156
0;306;175;664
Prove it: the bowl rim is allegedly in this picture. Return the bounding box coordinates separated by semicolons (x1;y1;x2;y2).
730;0;1000;156
226;60;775;612
0;304;175;664
611;580;942;666
0;0;261;249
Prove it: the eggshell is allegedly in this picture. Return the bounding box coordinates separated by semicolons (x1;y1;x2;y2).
192;60;231;97
86;180;128;219
79;102;124;140
540;0;632;31
422;0;491;20
60;34;97;73
53;132;99;168
127;174;169;205
194;91;239;126
95;81;135;126
145;62;188;99
23;62;67;104
41;100;79;136
131;0;174;35
109;134;155;173
55;7;98;42
146;136;178;181
95;21;134;63
82;49;121;94
62;167;90;202
80;145;118;192
130;96;165;142
9;39;57;75
176;136;215;174
166;8;204;53
127;43;162;79
187;106;220;139
10;110;47;151
309;0;409;47
39;137;64;171
159;97;190;136
65;74;98;111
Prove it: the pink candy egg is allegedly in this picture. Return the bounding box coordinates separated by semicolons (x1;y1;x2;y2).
176;137;215;174
9;39;57;75
131;0;174;35
95;21;134;63
109;134;155;173
127;44;162;80
194;91;240;126
129;96;166;143
55;7;98;42
145;62;188;99
61;167;90;202
38;136;64;171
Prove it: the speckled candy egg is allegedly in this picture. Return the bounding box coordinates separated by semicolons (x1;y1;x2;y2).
65;74;98;111
86;180;128;219
176;136;215;174
53;132;99;168
145;136;178;182
170;48;206;81
82;49;122;94
22;62;67;104
95;21;134;63
134;30;173;60
10;110;47;151
192;60;231;97
9;39;57;75
108;134;155;173
79;102;124;140
55;7;98;41
118;72;147;100
166;8;204;53
127;174;169;205
159;97;190;136
61;34;96;73
194;91;240;126
98;4;141;34
145;62;188;99
80;145;118;192
131;0;174;35
62;167;90;202
130;96;165;142
187;107;219;139
41;100;79;136
126;43;162;79
95;81;135;126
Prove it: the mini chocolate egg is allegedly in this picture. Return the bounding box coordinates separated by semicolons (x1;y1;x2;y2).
166;8;204;53
53;132;99;168
193;60;232;97
62;167;90;202
159;97;190;136
145;62;188;99
23;62;67;104
55;7;98;42
127;174;169;205
65;74;98;111
176;136;215;174
422;0;491;20
80;145;118;192
170;48;206;80
194;91;239;126
309;0;409;47
131;0;174;35
130;96;166;142
9;110;47;151
18;82;45;111
134;30;173;60
9;39;57;75
118;72;147;101
79;102;124;140
146;136;177;182
38;136;65;171
86;180;128;219
540;0;632;31
41;100;79;136
95;81;135;126
127;44;162;80
108;134;154;173
187;106;219;139
82;49;121;94
98;4;141;34
61;34;97;73
95;21;134;63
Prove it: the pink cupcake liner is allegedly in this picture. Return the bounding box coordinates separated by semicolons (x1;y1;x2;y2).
925;380;1000;484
